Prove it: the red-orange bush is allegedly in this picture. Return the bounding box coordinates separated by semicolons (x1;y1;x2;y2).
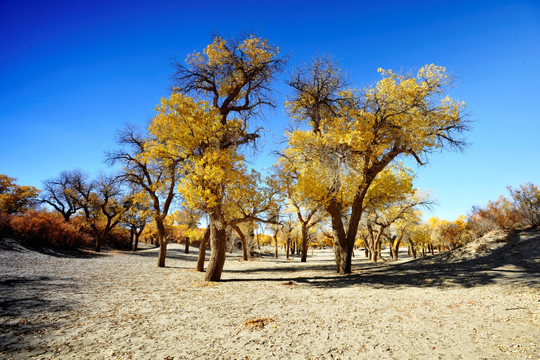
103;225;131;250
9;209;92;249
0;212;13;238
468;195;524;238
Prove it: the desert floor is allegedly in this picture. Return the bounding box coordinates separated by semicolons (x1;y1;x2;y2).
1;231;539;360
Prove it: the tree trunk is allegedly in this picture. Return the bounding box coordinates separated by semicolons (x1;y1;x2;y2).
330;219;353;274
391;235;402;261
185;236;190;254
133;231;140;251
129;228;134;250
156;218;167;267
197;227;210;272
92;224;105;252
248;221;255;258
328;205;351;274
94;238;102;252
370;229;385;262
205;211;227;281
231;224;248;261
301;224;308;262
274;232;279;258
372;244;379;262
333;242;352;274
241;236;248;261
407;238;416;258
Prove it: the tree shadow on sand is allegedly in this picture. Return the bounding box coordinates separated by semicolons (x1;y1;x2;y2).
0;238;106;259
126;245;202;263
221;230;540;289
0;275;80;354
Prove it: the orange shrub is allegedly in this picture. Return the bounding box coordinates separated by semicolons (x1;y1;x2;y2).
468;195;523;237
104;225;131;250
9;209;92;249
0;212;13;238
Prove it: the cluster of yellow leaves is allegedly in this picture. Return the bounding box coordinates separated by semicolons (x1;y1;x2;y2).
149;93;223;157
186;35;280;99
0;175;40;214
426;215;469;248
147;92;267;215
369;65;464;154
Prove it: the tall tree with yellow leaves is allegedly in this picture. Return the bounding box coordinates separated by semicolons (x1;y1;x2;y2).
152;34;285;280
284;57;468;274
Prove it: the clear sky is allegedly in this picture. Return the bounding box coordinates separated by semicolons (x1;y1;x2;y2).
1;0;539;221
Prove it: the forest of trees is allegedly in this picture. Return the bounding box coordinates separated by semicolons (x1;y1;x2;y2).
1;34;539;281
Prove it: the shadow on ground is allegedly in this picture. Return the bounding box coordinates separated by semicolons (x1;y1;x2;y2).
221;230;540;289
0;275;79;354
0;238;106;259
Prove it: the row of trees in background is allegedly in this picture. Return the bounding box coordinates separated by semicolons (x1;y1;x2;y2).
2;34;539;281
361;182;540;260
0;171;204;252
1;171;538;266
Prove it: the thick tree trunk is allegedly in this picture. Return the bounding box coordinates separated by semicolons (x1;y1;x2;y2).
197;227;210;272
156;218;167;267
205;211;227;281
185;236;190;254
372;244;379;262
334;242;352;274
133;232;140;251
330;221;353;274
95;238;102;252
328;204;352;274
301;224;308;262
241;236;248;261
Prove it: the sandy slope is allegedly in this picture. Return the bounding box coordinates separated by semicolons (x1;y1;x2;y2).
1;231;539;359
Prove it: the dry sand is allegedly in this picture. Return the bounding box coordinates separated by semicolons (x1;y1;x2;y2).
1;230;539;359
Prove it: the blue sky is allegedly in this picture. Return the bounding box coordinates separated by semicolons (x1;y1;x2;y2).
1;0;539;221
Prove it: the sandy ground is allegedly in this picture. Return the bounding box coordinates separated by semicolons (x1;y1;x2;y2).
1;231;539;360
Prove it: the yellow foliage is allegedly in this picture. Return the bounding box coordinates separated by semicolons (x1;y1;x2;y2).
148;92;255;213
185;35;281;100
284;64;466;211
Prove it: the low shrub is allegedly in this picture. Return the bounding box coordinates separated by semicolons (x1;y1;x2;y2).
9;209;92;249
0;212;13;238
